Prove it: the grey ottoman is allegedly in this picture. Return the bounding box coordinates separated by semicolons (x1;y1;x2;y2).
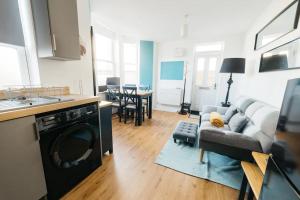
173;121;198;146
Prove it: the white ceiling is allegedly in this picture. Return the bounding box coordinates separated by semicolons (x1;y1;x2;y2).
91;0;273;41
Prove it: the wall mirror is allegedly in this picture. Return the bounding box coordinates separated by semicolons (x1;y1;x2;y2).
259;37;300;72
255;0;300;50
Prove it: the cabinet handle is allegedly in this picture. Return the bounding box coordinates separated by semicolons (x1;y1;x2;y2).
86;111;93;115
52;34;57;51
34;122;40;141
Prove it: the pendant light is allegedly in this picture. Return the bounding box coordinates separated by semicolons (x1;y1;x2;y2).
180;14;189;38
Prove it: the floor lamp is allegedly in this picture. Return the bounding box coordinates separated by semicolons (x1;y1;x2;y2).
219;58;245;107
178;63;190;115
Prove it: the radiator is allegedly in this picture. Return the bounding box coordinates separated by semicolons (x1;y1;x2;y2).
157;88;182;106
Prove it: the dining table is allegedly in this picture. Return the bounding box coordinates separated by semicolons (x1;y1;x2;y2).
105;89;153;126
135;90;153;125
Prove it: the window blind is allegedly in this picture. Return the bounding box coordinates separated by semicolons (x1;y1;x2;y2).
0;0;25;46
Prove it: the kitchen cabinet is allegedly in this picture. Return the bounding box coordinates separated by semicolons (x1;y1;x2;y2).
0;116;47;200
0;0;24;46
31;0;80;60
100;105;113;154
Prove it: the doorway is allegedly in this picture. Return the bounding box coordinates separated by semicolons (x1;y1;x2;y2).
191;51;222;111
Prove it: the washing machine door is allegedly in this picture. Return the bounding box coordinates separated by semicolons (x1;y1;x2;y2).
50;123;98;168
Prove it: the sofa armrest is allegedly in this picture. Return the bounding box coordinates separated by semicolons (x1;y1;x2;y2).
200;129;262;152
201;127;225;134
202;105;217;114
202;105;228;115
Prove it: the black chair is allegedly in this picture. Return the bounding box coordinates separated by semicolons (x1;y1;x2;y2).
122;86;145;125
139;85;150;90
139;85;150;117
98;85;107;92
107;85;124;122
124;84;137;87
106;77;120;86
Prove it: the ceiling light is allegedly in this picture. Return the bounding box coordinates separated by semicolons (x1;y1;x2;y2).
180;14;189;38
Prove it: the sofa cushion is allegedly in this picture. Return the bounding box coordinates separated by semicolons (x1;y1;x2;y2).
242;106;279;152
235;96;255;113
201;113;211;122
223;105;237;123
245;102;265;118
250;106;279;138
200;121;230;131
242;123;273;153
228;113;248;133
210;112;224;128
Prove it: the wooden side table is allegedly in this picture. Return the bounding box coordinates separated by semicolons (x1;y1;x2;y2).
238;152;269;200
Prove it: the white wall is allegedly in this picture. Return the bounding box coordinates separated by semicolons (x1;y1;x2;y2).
216;34;246;105
155;33;245;111
240;0;300;108
38;0;94;95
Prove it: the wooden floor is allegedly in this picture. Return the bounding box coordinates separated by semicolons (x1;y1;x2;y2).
62;110;238;200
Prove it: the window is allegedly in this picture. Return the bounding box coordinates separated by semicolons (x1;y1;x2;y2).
195;43;223;52
196;58;205;86
92;26;140;86
0;44;30;89
207;57;217;87
194;43;223;88
94;34;115;85
0;1;40;89
123;43;138;84
195;55;220;88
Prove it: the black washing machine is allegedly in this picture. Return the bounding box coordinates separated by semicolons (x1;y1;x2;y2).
36;103;102;200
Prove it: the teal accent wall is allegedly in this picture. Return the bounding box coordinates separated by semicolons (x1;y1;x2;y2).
160;61;184;80
139;41;154;88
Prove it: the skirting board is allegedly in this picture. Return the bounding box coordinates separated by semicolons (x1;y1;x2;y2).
154;104;180;112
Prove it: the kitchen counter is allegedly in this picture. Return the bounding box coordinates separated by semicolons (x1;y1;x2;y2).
0;95;100;122
99;101;112;108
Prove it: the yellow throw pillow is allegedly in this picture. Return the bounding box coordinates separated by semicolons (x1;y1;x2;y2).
210;112;224;128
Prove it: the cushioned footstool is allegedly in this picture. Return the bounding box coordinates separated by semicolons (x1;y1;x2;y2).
173;121;198;146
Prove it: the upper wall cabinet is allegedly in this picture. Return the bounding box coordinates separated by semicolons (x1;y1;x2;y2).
31;0;80;60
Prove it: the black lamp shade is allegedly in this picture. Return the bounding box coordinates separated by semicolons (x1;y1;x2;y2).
220;58;245;74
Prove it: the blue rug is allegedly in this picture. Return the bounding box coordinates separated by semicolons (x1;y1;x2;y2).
155;137;243;190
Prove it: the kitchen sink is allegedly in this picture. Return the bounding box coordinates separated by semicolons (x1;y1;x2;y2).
0;96;73;112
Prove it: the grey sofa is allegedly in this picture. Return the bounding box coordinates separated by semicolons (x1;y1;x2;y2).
199;96;279;162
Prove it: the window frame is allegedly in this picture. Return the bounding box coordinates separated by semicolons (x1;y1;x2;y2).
120;41;139;85
0;43;31;89
93;33;117;86
0;1;41;89
194;51;222;89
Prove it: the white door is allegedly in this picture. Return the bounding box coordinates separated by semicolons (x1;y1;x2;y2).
191;52;222;111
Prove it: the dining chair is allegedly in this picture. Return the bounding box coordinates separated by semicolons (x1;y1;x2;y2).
106;77;120;86
122;86;145;125
139;84;150;117
107;85;124;122
124;84;137;87
139;85;150;91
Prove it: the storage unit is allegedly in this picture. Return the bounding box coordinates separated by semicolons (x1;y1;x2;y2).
0;116;47;200
100;104;113;154
31;0;80;60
